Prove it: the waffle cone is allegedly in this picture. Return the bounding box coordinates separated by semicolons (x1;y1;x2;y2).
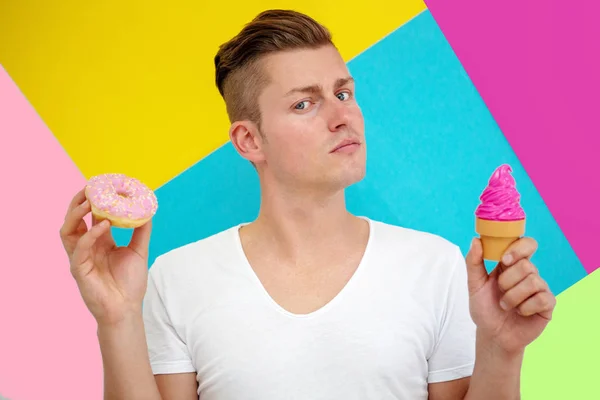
475;217;526;261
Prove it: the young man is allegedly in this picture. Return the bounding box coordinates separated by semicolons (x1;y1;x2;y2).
60;9;556;400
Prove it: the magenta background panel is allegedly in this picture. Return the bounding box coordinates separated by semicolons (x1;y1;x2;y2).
425;0;600;273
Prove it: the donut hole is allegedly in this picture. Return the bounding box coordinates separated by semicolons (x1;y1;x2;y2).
112;182;135;199
116;189;130;198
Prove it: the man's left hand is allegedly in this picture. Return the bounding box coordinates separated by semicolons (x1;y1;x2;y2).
465;237;556;354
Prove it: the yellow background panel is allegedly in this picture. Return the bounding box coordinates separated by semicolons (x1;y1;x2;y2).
0;1;426;189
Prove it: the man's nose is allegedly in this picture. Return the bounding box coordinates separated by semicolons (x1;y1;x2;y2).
324;97;351;132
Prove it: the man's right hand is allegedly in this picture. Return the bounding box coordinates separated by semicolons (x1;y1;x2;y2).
60;187;153;327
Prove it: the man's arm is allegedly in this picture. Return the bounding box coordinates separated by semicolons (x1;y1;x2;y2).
98;312;198;400
428;377;470;400
427;331;523;400
462;333;522;400
155;374;199;399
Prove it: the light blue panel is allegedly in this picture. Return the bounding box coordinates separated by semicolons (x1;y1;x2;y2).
114;10;586;295
112;143;260;265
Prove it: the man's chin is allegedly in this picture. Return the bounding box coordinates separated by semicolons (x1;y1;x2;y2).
325;168;367;191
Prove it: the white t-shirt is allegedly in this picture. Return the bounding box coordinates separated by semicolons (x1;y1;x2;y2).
143;217;476;399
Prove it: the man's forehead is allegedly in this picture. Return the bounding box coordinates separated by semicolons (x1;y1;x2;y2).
264;48;346;74
267;64;351;89
257;48;350;95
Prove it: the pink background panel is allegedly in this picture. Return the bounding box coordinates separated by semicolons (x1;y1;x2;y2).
425;0;600;273
0;65;103;399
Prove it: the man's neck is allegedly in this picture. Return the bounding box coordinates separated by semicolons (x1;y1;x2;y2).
241;183;366;267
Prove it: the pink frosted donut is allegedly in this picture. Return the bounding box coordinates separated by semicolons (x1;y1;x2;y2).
85;173;158;228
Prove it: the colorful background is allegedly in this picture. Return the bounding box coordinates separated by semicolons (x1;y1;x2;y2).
0;1;598;398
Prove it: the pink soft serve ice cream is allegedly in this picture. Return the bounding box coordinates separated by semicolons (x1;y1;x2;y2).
475;164;525;221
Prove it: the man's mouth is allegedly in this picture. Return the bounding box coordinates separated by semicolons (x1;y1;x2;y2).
331;138;361;153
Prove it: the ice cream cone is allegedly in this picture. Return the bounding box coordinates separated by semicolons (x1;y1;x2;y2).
475;217;525;261
474;164;526;261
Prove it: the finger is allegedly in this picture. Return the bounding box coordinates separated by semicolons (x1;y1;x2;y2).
497;258;538;292
91;213;105;227
499;273;548;311
500;237;538;267
60;199;91;240
70;220;111;275
129;219;152;258
517;291;556;319
66;187;88;215
89;214;116;247
465;238;489;295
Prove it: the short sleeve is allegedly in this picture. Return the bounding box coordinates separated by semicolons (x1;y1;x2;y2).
143;257;196;375
427;246;476;383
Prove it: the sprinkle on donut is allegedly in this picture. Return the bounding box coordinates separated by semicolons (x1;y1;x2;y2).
85;173;158;221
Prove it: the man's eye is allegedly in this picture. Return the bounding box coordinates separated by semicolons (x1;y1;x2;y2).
295;101;310;110
337;92;351;101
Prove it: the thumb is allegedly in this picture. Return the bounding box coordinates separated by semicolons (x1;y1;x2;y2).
465;238;488;295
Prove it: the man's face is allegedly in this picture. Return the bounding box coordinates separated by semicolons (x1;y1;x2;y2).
255;44;366;194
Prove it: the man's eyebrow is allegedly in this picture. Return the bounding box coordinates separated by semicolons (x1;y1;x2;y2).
284;76;355;97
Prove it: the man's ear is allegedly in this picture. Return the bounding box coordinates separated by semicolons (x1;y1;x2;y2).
229;120;266;164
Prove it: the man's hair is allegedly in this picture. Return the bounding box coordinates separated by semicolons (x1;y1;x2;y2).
214;9;334;127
